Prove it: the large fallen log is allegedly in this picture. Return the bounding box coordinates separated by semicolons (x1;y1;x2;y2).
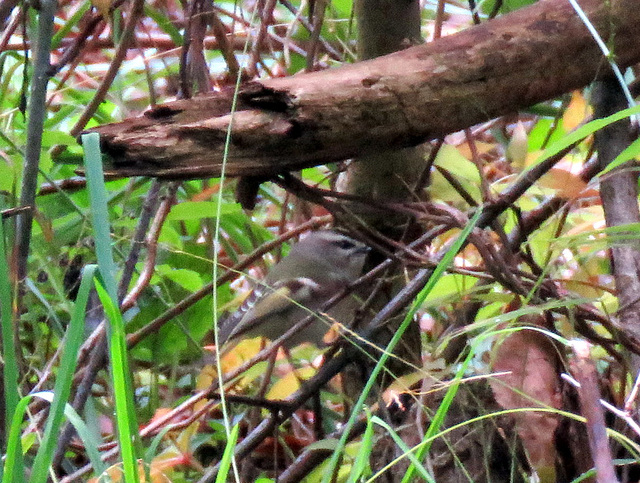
87;0;640;179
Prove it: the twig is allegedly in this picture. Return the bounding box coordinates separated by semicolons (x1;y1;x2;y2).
117;180;163;301
279;0;341;60
249;0;278;77
121;183;178;311
305;0;326;71
209;8;240;79
570;340;620;483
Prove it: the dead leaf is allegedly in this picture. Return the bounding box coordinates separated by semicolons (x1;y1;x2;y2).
490;329;562;482
539;168;593;199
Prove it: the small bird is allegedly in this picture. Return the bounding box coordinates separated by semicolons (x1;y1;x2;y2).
217;230;369;349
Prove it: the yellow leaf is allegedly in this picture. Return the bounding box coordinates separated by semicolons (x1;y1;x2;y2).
220;338;264;373
563;91;591;131
91;0;112;19
267;366;315;400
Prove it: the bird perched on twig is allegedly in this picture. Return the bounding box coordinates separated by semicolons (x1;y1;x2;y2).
217;230;370;350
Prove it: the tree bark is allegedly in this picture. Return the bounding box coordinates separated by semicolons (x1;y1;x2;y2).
339;0;425;225
592;78;640;363
88;0;640;179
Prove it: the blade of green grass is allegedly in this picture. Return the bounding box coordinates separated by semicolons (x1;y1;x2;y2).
94;281;141;483
3;394;43;483
209;9;259;483
5;391;108;483
0;204;24;483
216;423;239;483
529;103;640;174
83;132;141;483
82;133;118;301
29;265;98;483
400;342;470;482
568;0;636;115
598;136;640;177
50;1;92;50
144;4;183;45
60;398;108;478
374;406;587;482
24;278;65;337
346;410;375;482
371;416;434;482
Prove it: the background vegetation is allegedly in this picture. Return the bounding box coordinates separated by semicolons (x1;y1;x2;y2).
1;0;640;481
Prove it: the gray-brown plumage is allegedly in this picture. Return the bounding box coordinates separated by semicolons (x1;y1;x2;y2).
217;231;369;349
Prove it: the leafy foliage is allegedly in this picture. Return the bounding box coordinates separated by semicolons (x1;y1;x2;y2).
1;0;639;482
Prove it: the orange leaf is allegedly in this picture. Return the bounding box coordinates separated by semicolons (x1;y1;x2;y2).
563;91;591;131
539;168;593;199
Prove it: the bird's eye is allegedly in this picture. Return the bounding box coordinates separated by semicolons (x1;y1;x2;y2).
335;239;356;250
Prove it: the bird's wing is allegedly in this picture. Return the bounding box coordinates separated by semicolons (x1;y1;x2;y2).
217;277;323;344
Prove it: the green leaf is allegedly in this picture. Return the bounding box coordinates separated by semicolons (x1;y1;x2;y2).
216;423;239;483
156;265;203;292
422;273;478;305
481;0;537;14
83;132;141;483
306;438;341;451
144;4;183;45
432;144;482;204
167;201;240;221
598;136;640;177
41;130;78;148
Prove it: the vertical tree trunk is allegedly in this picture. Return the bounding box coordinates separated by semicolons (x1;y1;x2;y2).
339;0;425;381
341;0;425;232
592;78;640;371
